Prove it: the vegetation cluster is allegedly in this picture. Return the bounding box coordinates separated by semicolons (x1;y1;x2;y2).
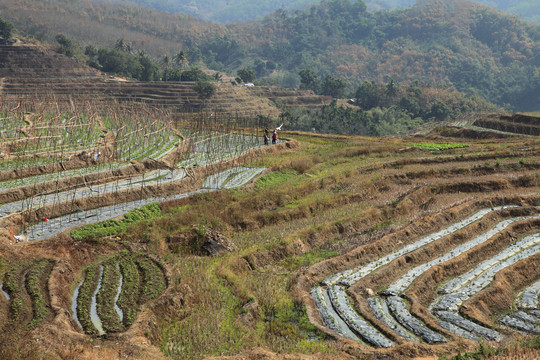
274;79;499;136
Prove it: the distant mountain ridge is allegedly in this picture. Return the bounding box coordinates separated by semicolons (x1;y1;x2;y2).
99;0;539;23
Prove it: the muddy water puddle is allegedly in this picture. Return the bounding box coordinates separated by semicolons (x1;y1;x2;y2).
71;280;83;330
0;283;10;301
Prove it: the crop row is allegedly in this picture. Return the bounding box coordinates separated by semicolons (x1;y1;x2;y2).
96;258;123;333
25;259;53;327
0;111;25;140
10;114;102;157
76;264;101;336
0;161;125;191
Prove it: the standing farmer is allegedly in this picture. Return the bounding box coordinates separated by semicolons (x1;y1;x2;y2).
272;129;277;144
264;126;269;145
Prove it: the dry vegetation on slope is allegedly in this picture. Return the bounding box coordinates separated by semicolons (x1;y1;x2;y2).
0;111;539;359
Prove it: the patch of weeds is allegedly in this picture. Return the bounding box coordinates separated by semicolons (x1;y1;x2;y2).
70;203;161;241
371;220;393;232
281;248;339;270
438;342;500;359
256;170;296;190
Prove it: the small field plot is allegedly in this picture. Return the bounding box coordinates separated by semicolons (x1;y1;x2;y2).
72;253;166;336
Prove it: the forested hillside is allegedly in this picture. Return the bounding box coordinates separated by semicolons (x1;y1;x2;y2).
1;0;538;110
230;0;540;110
100;0;539;23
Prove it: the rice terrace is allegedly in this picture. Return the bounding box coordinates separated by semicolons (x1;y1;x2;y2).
0;44;539;360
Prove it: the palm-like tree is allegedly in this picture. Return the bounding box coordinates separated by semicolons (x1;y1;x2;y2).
162;55;170;81
174;51;188;70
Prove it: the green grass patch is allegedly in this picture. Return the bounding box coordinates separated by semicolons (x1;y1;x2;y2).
70;203;161;241
409;142;469;151
281;248;339;270
256;170;296;190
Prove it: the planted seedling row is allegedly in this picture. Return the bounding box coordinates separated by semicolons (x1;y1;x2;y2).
335;207;512;286
327;284;394;347
312;206;539;347
96;258;123;333
25;259;53;327
385;296;446;344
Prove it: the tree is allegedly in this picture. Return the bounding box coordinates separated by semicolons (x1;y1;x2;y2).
194;80;216;102
84;45;97;58
321;75;347;98
0;17;14;39
298;68;320;93
385;79;398;98
138;51;159;81
187;47;202;64
355;81;381;110
114;38;133;53
161;55;170;80
55;34;76;57
180;67;212;82
429;101;451;120
237;67;255;83
254;58;267;77
398;96;422;118
174;51;188;70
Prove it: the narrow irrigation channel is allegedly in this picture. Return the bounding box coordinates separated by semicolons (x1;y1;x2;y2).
0;283;10;301
114;263;124;324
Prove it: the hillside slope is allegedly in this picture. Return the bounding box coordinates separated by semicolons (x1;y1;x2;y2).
0;0;224;56
1;0;538;111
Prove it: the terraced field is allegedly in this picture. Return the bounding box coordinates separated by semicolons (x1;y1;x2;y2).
72;253;167;336
0;44;282;116
0;98;275;245
312;205;540;346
